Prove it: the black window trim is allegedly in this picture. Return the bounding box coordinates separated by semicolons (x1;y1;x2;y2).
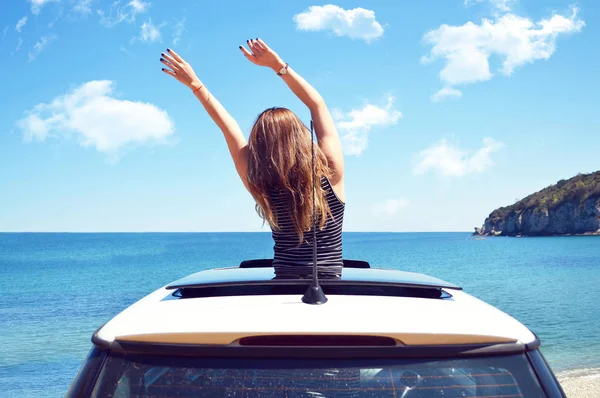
65;345;107;398
526;348;566;398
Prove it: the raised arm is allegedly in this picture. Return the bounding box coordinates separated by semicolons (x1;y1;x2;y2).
239;39;344;187
160;49;249;190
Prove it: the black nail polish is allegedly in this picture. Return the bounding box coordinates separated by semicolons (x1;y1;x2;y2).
160;58;164;62
161;68;165;71
161;52;165;56
238;45;242;49
167;48;171;52
256;38;258;40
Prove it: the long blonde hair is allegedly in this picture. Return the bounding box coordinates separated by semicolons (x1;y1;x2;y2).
247;107;332;245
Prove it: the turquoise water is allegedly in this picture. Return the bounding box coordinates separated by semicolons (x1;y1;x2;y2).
0;232;599;397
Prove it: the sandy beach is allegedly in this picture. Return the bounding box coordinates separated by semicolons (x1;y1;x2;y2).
558;368;600;397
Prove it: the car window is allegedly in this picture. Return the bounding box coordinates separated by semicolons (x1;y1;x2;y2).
91;353;546;397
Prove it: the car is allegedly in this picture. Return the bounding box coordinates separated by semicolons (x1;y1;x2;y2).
66;259;566;397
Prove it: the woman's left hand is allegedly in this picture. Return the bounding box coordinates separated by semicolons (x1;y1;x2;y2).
160;48;202;90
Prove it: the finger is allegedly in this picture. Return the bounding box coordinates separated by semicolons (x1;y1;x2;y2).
256;38;271;51
166;48;184;63
161;52;179;68
249;39;264;55
245;40;255;56
239;45;256;61
246;39;261;56
160;57;178;71
161;68;176;77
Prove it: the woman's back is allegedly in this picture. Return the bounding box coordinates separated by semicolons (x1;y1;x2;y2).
159;40;345;277
271;176;344;278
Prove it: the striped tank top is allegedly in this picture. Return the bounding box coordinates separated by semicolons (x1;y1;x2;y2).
270;176;345;278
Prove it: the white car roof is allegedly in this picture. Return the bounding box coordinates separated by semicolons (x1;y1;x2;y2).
95;267;537;347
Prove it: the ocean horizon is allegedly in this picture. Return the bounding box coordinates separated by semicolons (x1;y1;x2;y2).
1;232;599;397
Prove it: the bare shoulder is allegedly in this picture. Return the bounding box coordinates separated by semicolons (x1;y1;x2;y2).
329;177;345;204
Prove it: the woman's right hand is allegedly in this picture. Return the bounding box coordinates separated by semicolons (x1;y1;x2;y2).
239;39;286;73
160;48;203;91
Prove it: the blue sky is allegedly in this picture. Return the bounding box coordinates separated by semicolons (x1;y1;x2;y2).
0;0;598;232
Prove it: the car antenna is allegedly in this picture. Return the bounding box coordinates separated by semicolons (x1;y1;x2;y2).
302;120;328;305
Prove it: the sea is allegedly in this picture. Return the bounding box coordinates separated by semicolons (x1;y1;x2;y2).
0;232;599;397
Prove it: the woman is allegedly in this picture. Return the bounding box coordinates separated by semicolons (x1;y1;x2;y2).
160;38;344;278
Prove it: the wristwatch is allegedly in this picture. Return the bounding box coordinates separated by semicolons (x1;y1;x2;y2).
277;63;289;76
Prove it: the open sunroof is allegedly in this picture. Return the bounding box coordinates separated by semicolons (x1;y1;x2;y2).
166;262;461;291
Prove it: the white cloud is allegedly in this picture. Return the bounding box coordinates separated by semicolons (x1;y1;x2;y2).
16;80;174;155
140;19;161;43
293;4;384;42
333;95;402;156
13;38;23;55
413;137;504;178
422;7;584;97
99;0;150;27
15;17;27;33
490;0;514;12
129;0;149;13
28;35;56;62
73;0;93;15
465;0;515;12
431;87;462;102
29;0;59;15
172;18;184;45
372;198;409;215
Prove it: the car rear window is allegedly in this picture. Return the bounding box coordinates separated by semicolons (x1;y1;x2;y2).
90;353;545;397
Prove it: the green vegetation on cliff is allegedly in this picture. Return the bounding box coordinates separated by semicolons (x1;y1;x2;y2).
486;171;600;228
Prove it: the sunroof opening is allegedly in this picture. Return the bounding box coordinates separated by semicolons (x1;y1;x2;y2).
172;284;451;299
166;267;461;291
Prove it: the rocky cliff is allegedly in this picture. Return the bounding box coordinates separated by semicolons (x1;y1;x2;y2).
474;171;600;236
